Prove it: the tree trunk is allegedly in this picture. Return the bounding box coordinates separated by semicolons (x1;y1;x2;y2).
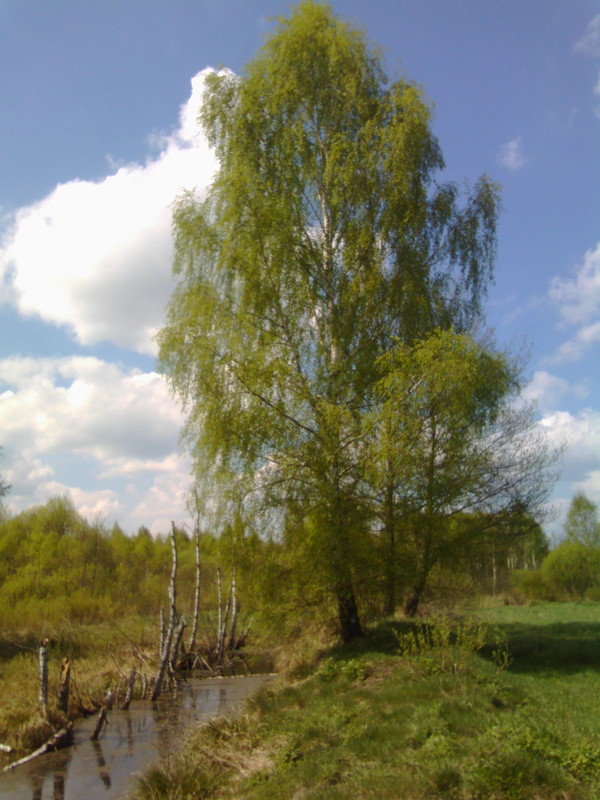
121;667;137;710
90;690;113;741
38;639;49;717
188;518;201;652
336;584;362;642
151;522;179;700
227;571;238;650
404;589;422;618
3;724;73;772
57;657;71;714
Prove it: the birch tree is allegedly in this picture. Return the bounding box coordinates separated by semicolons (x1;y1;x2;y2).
158;1;500;640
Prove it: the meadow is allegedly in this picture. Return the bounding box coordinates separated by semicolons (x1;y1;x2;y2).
133;601;600;800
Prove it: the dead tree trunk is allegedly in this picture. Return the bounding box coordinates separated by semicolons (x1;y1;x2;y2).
170;617;186;673
3;724;74;772
57;657;71;715
90;690;113;741
121;667;137;710
151;522;179;700
38;639;49;717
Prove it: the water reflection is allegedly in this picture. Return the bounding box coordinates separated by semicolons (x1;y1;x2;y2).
0;675;272;800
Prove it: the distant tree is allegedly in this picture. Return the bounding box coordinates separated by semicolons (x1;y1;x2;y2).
158;1;500;640
542;539;600;599
564;492;600;548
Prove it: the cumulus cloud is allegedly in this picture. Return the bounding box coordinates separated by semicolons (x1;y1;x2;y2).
523;370;588;412
539;408;600;477
549;243;600;325
497;137;527;171
0;356;183;463
548;242;600;361
0;69;218;354
0;355;192;531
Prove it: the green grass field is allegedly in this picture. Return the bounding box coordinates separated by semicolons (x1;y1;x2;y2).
133;602;600;800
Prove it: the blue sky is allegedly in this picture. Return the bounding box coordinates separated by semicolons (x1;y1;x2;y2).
0;0;598;536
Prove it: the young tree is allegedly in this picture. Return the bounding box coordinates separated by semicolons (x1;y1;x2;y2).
371;330;557;615
158;1;500;640
564;492;600;548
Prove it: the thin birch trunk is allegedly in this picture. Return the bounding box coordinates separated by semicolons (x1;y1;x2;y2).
38;639;49;717
159;608;166;659
170;617;186;672
188;520;201;652
3;724;73;772
227;571;238;650
151;522;179;700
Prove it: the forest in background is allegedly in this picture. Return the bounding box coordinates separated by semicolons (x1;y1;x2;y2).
1;492;596;642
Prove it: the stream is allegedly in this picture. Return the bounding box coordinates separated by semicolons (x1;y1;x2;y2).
0;674;274;800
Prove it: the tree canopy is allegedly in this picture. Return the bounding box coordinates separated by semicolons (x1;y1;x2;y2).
158;1;555;639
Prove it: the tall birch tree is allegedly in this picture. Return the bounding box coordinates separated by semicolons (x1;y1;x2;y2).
158;1;500;640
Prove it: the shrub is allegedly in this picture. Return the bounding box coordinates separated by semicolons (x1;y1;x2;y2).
511;568;556;601
541;541;600;599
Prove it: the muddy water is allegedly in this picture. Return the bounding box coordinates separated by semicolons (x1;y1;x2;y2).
0;674;274;800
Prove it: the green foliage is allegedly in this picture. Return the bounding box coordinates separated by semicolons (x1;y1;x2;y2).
395;613;489;674
0;496;261;636
511;568;556;601
564;492;600;548
541;540;600;599
317;657;369;682
157;0;514;638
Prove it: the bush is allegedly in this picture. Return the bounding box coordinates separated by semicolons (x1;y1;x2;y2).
511;569;556;601
541;541;600;599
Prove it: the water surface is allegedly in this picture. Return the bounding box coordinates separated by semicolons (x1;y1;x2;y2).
0;674;272;800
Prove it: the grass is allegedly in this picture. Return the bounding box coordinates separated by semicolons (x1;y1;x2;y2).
132;601;600;800
0;616;157;752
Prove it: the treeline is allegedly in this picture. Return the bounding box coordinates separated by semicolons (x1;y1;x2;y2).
0;494;552;639
0;497;259;633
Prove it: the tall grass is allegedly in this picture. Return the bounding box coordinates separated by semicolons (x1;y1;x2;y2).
0;617;157;752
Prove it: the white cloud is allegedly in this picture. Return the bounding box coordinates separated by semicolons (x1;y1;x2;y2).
551;320;600;363
539;408;600;477
548;242;600;361
497;137;527;171
523;370;588;411
0;355;193;531
0;69;218;355
550;243;600;325
537;408;600;534
574;14;600;58
0;356;183;462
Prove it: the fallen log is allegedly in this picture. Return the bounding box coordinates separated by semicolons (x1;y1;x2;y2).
2;723;74;772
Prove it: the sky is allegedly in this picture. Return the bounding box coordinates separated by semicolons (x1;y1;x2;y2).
0;0;598;538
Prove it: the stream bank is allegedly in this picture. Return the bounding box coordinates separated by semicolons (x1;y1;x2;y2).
0;674;274;800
